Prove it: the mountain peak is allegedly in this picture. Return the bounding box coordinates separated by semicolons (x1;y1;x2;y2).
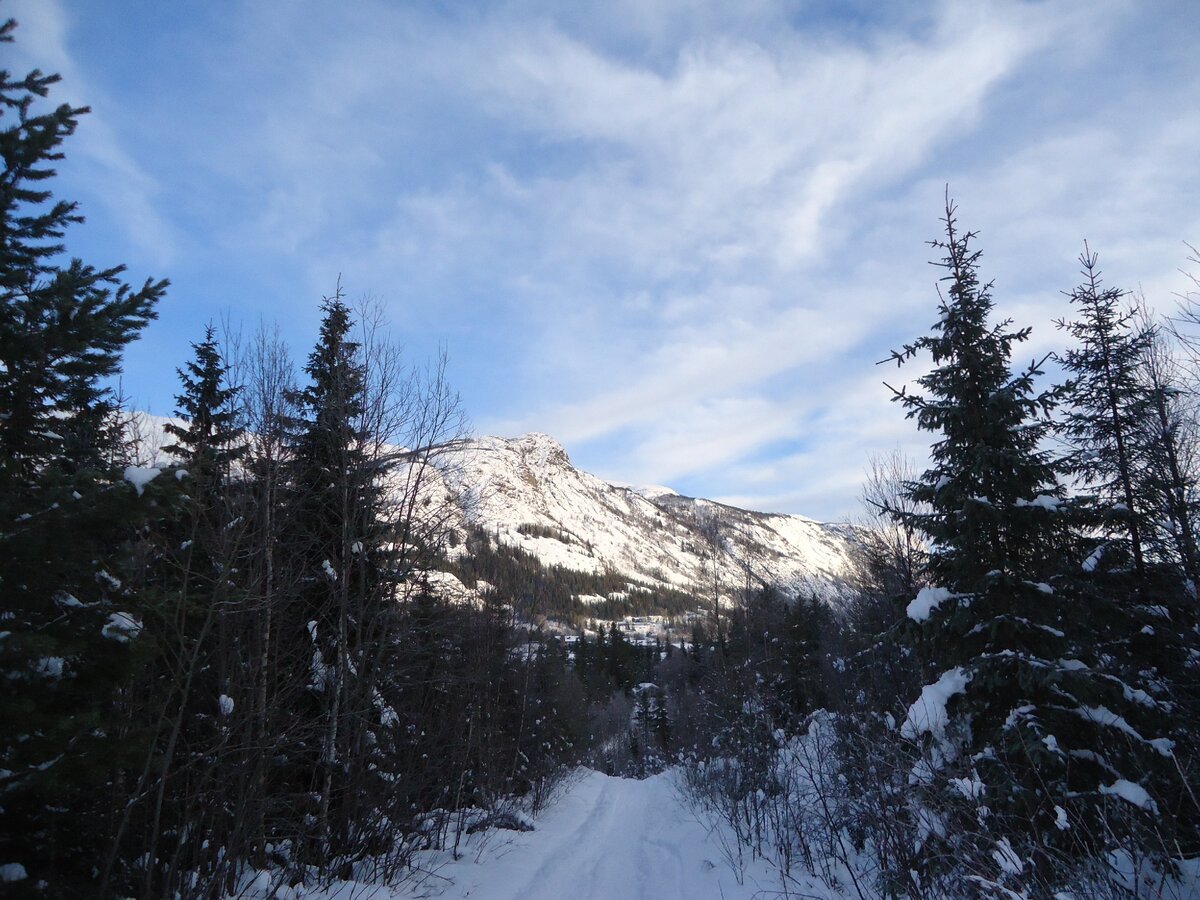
511;432;570;468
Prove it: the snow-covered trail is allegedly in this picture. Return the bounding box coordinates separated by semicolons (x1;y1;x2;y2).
401;770;780;900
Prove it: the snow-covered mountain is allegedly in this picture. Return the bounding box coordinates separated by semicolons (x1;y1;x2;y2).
439;433;859;601
129;415;860;603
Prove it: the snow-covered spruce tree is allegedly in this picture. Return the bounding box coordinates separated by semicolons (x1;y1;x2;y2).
1055;247;1153;582
0;17;168;894
1055;265;1200;863
885;201;1178;893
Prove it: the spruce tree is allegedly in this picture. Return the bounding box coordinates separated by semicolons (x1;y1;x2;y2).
0;16;168;893
0;24;163;486
107;325;252;895
1053;264;1200;864
164;324;245;487
886;201;1177;892
1055;247;1153;580
281;289;394;868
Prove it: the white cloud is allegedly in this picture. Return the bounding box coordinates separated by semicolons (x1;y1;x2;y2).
19;0;1200;521
7;0;179;267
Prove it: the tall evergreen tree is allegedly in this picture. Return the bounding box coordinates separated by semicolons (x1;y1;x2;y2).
1055;247;1153;580
0;17;168;894
884;202;1067;589
164;324;246;486
0;22;163;486
105;325;254;895
886;201;1177;892
279;289;396;868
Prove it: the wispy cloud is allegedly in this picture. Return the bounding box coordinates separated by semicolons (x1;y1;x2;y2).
11;0;1199;520
8;0;179;268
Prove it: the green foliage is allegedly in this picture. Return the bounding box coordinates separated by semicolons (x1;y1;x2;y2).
1056;246;1154;577
886;202;1188;892
885;201;1069;592
164;324;246;489
0;17;168;893
0;20;164;486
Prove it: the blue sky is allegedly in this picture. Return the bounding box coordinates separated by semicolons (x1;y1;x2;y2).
8;0;1199;520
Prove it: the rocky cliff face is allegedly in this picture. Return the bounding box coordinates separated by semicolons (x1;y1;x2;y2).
438;433;860;601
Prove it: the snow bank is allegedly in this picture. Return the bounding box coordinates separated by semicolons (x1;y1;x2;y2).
389;770;788;900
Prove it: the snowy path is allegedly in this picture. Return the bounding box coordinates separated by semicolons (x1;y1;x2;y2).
400;770;781;900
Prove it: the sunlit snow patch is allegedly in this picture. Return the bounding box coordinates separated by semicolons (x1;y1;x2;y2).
901;667;971;744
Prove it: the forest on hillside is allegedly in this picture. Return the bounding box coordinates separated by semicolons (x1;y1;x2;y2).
2;15;1199;899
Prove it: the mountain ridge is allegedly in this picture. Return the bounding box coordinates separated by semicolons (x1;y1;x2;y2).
130;414;860;605
439;431;859;603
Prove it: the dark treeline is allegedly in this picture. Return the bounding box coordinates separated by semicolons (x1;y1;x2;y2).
448;525;700;623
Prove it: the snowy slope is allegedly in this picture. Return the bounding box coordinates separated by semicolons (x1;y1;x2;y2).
129;415;859;602
439;433;859;600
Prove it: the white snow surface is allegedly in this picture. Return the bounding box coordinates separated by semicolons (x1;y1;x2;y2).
1054;805;1070;830
901;667;971;744
226;770;857;900
123;464;162;496
396;770;793;900
991;837;1024;876
101;611;143;642
419;570;489;606
1082;544;1105;572
1015;493;1061;510
1100;779;1158;814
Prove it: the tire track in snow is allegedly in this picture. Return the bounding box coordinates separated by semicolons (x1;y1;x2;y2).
514;776;619;898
